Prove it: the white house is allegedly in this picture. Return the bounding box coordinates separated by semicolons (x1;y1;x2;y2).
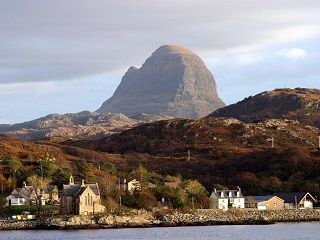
209;187;245;210
127;179;142;193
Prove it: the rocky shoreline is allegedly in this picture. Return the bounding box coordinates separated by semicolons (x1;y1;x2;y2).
1;209;320;230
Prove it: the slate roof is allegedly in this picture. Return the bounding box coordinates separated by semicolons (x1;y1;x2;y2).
210;190;244;199
274;192;317;203
62;184;100;198
250;195;282;203
8;184;57;200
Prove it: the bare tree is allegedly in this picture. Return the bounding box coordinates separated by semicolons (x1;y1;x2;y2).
27;175;51;214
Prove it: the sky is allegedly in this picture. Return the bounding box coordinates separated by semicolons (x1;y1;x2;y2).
0;0;319;124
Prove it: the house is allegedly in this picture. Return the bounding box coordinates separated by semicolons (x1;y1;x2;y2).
147;182;156;189
246;195;284;210
274;192;317;209
60;176;106;215
127;179;142;193
6;181;59;206
164;181;182;189
209;187;245;210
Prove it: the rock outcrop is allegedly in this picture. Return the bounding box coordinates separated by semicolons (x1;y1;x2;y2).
97;45;225;118
1;209;320;230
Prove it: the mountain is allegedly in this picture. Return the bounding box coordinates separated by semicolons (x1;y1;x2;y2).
62;117;320;194
209;88;320;128
97;45;225;118
0;111;139;140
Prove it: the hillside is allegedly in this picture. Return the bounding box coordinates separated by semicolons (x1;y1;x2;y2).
62;117;320;195
0;111;141;141
209;88;320;128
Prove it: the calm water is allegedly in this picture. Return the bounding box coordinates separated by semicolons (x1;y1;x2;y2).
1;223;320;240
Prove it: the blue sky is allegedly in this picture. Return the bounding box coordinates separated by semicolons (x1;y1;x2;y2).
0;0;319;123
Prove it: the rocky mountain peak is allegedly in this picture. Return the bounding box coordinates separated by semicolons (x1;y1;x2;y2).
97;44;225;118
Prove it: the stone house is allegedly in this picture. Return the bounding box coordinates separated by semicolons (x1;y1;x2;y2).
209;187;245;210
60;176;106;215
275;192;317;209
246;195;284;210
6;181;59;206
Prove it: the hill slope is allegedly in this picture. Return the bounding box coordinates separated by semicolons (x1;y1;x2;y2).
0;111;140;140
209;88;320;127
62;117;320;195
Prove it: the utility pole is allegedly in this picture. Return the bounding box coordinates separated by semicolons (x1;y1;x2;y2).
271;137;275;148
187;150;191;162
192;196;195;210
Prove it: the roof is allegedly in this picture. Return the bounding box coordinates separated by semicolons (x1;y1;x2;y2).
164;182;181;188
210;190;244;199
62;183;100;198
275;192;317;203
249;195;283;203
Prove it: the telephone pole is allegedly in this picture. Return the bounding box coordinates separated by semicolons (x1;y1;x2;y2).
187;149;191;162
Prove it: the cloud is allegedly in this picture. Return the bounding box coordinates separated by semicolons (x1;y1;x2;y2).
276;48;307;59
0;0;320;84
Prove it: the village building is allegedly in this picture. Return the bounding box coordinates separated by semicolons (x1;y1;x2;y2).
127;179;142;193
60;176;106;215
275;192;317;209
164;181;182;189
245;195;284;210
209;187;245;210
6;181;59;206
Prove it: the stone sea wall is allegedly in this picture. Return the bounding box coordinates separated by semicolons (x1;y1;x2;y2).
1;209;320;230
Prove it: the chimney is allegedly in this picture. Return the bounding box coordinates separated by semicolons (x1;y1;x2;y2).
22;181;26;188
237;186;241;197
81;179;85;186
69;175;74;185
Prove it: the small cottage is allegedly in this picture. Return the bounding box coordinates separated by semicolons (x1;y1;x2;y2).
60;176;106;215
209;187;245;210
246;195;284;210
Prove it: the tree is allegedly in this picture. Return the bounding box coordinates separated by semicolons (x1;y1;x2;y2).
184;180;208;209
0;174;6;193
2;156;22;176
6;177;16;190
51;168;69;189
27;175;51;214
122;191;157;210
131;164;150;186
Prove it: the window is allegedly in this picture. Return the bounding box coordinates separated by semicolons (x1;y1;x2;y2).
85;196;88;206
91;196;93;206
88;193;90;206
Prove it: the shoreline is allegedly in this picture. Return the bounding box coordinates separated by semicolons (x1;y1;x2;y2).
1;209;320;231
